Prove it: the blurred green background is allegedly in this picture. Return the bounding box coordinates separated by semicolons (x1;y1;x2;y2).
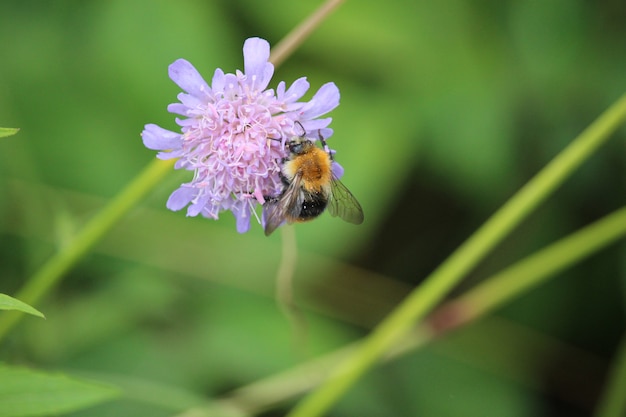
1;1;625;416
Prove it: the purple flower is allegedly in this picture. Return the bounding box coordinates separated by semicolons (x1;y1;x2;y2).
141;37;340;233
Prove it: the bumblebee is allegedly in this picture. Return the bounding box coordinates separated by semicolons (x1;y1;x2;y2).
263;131;364;236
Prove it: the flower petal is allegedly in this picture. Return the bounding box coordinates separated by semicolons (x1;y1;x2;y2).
331;161;344;179
167;103;188;116
222;73;241;100
233;202;252;233
175;92;204;111
300;82;340;120
211;68;225;93
141;124;182;150
243;37;274;91
168;59;211;99
300;118;332;133
280;77;310;103
157;149;184;161
166;186;197;211
187;194;211;217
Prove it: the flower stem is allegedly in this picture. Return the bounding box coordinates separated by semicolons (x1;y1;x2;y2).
286;93;626;417
276;226;308;353
0;159;174;342
269;0;346;67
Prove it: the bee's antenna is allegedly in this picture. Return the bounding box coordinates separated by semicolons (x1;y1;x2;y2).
294;120;306;138
266;131;283;143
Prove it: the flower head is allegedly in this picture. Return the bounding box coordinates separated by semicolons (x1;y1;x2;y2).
142;37;340;233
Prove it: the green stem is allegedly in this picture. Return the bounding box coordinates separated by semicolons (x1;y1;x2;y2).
208;206;626;416
594;332;626;417
0;0;347;344
0;159;174;342
454;206;626;323
286;94;626;417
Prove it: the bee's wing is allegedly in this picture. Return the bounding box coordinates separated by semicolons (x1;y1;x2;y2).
263;174;305;236
328;177;364;224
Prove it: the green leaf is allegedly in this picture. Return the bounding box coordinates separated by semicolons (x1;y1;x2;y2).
0;294;45;319
0;127;19;138
0;365;119;417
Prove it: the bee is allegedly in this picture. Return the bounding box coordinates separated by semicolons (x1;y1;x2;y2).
263;127;364;236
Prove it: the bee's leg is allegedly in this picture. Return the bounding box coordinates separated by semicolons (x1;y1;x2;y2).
262;194;281;204
318;130;334;161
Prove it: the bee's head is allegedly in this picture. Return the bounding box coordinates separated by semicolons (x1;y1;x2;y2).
287;136;314;155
